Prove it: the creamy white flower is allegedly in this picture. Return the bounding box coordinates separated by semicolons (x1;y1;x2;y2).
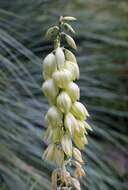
46;106;63;127
43;53;57;79
64;48;77;63
64;112;77;136
42;79;59;104
65;61;79;80
55;47;65;69
53;69;72;88
71;101;89;121
65;82;80;102
57;91;71;113
61;134;72;157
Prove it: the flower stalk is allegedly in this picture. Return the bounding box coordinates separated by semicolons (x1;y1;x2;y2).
42;16;92;190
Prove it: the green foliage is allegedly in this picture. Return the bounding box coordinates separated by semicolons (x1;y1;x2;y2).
0;0;128;190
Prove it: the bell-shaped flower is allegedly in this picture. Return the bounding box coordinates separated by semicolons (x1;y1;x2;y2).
65;82;80;102
55;47;65;69
42;79;59;105
64;112;77;136
53;69;72;88
42;53;57;79
57;91;72;113
65;61;79;80
61;134;72;157
71;101;89;121
46;106;63;128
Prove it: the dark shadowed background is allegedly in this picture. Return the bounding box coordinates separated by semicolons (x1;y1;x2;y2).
0;0;128;190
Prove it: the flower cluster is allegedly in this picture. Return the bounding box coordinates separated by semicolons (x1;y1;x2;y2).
42;16;92;190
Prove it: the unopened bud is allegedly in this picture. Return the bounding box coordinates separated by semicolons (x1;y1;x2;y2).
62;16;77;21
46;26;59;39
64;49;77;63
65;34;77;50
57;91;72;113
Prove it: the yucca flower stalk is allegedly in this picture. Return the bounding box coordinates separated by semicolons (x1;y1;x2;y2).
42;16;92;190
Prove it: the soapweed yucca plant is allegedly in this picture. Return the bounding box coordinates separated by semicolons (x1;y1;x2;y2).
42;16;92;190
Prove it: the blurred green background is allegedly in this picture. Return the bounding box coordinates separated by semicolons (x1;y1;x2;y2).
0;0;128;190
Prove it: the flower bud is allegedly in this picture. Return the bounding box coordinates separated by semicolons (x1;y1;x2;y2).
73;147;83;164
46;26;59;39
64;112;77;136
57;91;71;113
42;79;59;104
64;49;77;63
46;106;63;127
71;101;89;121
62;16;77;21
53;69;72;88
65;34;77;50
43;53;57;79
63;23;75;34
55;47;65;69
65;61;79;80
66;82;80;102
42;143;55;161
61;134;72;157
